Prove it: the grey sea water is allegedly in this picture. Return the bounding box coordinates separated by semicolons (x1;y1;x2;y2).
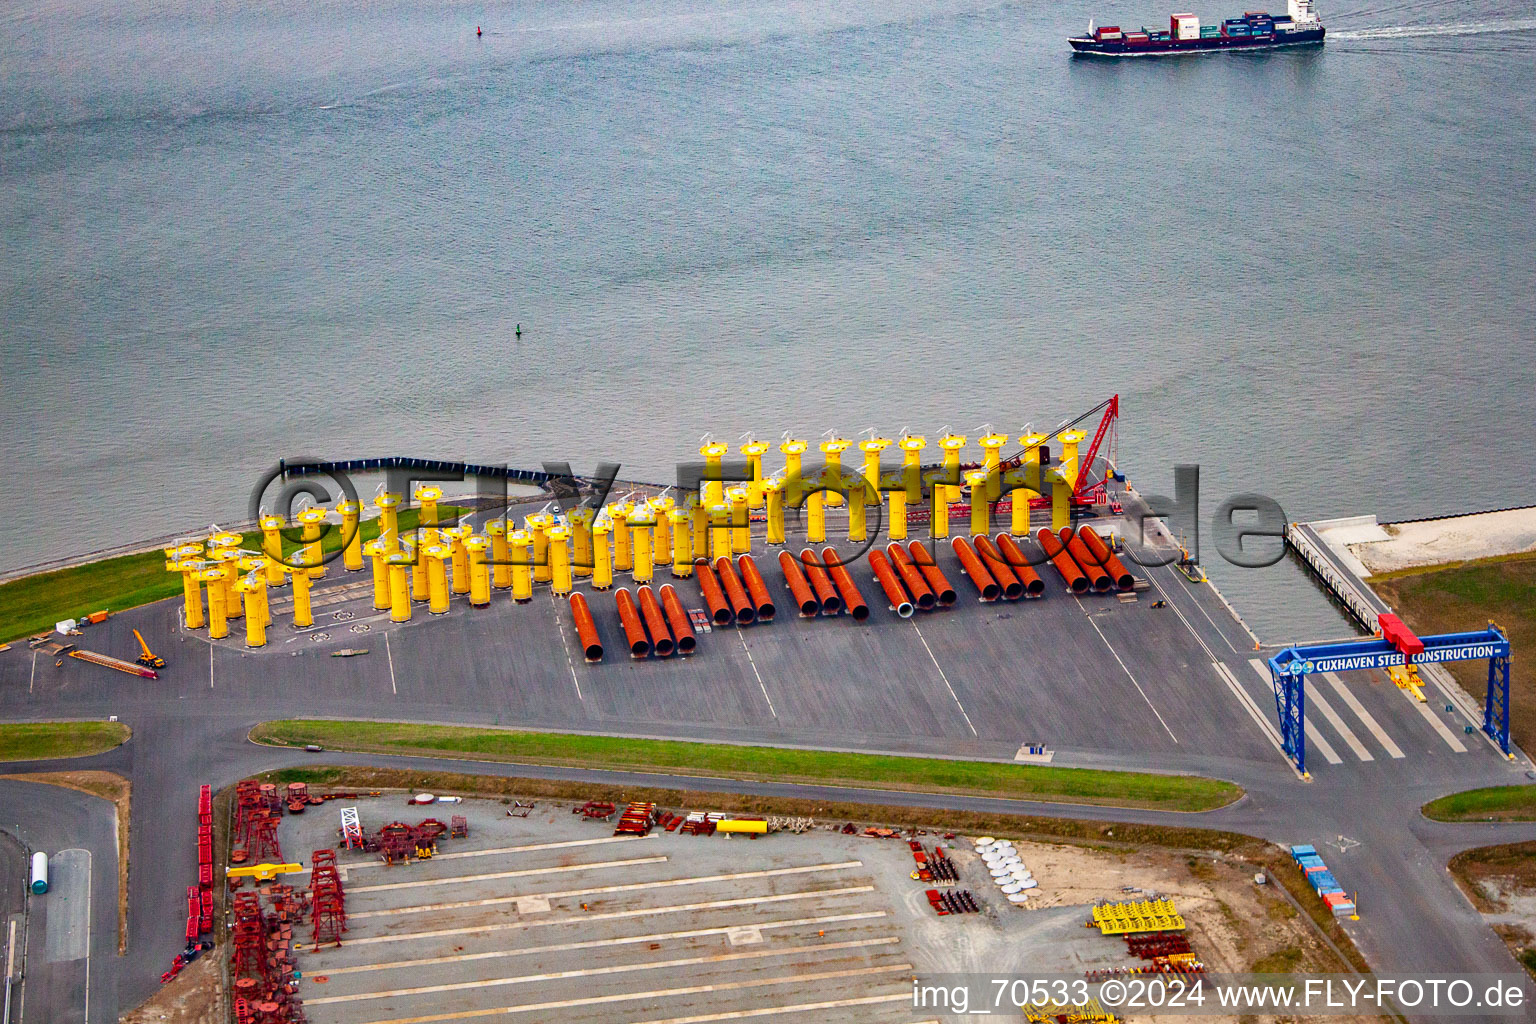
2;0;1533;640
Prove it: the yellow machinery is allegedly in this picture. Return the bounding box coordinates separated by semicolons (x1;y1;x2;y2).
779;439;807;507
569;506;595;577
1091;898;1185;935
364;538;390;609
297;507;328;579
967;469;991;536
375;492;402;553
608;503;633;572
819;438;849;506
715;819;768;834
487;519;512;589
133;628;166;669
898;434;926;502
447;526;471;595
386;553;413;622
509;530;534;601
669;508;692;577
700;441;730;506
628;512;653;584
548;525;574;595
649;497;674;566
763;478;786;545
591;519;614;589
740;439;770;507
415;485;443;544
728;486;750;553
526;513;553;583
1389;664;1427;701
227;862;304;882
338;498;364;571
979;432;1009;500
465;535;491;608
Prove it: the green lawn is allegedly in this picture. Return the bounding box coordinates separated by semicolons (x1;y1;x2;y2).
1423;785;1536;822
251;720;1243;812
0;721;131;761
0;506;462;643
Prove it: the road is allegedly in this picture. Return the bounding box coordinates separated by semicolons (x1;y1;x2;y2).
0;538;1533;1018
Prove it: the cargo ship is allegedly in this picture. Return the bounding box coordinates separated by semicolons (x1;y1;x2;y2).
1068;0;1324;55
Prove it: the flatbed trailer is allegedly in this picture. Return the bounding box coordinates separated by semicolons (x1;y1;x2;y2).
69;648;159;679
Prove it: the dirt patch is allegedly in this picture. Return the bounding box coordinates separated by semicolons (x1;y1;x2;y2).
119;949;225;1024
0;769;129;953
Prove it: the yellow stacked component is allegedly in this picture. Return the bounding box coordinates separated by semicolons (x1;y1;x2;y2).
806;489;826;544
414;485;443;545
289;554;315;627
1091;898;1185;935
669;508;692;577
688;497;709;562
938;434;967;504
569;507;595;578
847;475;868;543
375;492;403;553
237;575;266;648
966;469;991;536
238;556;271;627
898;434;926;502
465;535;491;607
885;474;907;541
818;438;849;507
447;525;471;595
1057;429;1088;487
1018;432;1049;495
258;515;287;585
365;538;391;609
591;519;613;590
779;439;808;507
859;437;891;499
526;513;554;583
740;440;770;508
487;520;512;589
700;441;731;507
407;539;430;602
709;504;732;561
763;478;786;545
386;553;413;622
547;525;574;595
925;469;950;539
628;511;654;584
197;567;229;639
648;497;674;567
297;507;328;579
727;486;751;553
338;499;364;571
208;545;242;620
1048;464;1073;533
979;433;1010;500
609;502;633;572
509;530;534;601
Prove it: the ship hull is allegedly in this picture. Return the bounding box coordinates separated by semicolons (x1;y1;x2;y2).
1069;27;1324;55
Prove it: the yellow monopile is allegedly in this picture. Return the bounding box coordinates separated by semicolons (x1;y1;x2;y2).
847;476;868;543
237;576;266;648
819;438;850;506
979;433;1010;501
939;434;968;506
487;519;512;589
365;538;390;609
898;434;927;503
591;520;613;590
170;558;204;629
290;554;314;627
569;507;595;578
375;492;402;553
509;530;534;602
1057;429;1088;488
1018;432;1049;495
727;486;751;554
465;535;491;607
688;496;708;560
414;485;443;545
1048;464;1073;533
406;539;430;602
926;469;950;539
709;504;732;561
209;547;242;620
740;440;771;508
386;552;413;622
338;499;364;571
859;438;891;502
648;497;674;566
447;525;472;595
199;567;229;639
628;511;654;584
669;508;692;577
608;503;633;572
764;478;786;545
779;439;808;508
700;441;731;507
547;525;574;596
238;555;270;626
298;507;328;579
886;476;908;541
259;514;287;585
967;469;991;536
806;489;826;544
422;542;449;612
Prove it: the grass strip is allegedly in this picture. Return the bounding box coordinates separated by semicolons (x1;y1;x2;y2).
251;720;1243;812
0;720;131;761
0;506;462;643
1423;785;1536;822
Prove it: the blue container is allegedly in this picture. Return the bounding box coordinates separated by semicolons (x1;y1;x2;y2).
1312;873;1338;890
1290;845;1318;859
1297;855;1326;869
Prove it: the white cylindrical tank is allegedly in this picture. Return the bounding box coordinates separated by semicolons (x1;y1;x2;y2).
31;850;49;894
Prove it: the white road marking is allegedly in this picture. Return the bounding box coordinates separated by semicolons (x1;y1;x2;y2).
311;912;887;976
346;834;652;872
736;630;776;718
1322;672;1404;758
347;855;668;894
551;589;583;701
384;632;397;695
307;937;898;1003
1163;563;1241;654
29;651;36;692
209;642;214;689
1410;697;1468;752
1248;660;1341;765
1213;661;1292;760
910;621;977;737
1084;606;1177;742
350;963;912;1024
631;993;917;1024
1306;686;1372;761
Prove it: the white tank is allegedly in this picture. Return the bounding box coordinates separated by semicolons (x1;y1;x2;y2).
30;851;49;894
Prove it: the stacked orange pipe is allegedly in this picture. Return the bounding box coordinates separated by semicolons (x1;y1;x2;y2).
735;554;776;622
714;556;756;625
693;559;733;626
906;541;957;606
1061;528;1112;592
637;585;675;656
819;547;869;621
1077;527;1135;591
886;543;935;610
799;548;842;614
971;535;1023;601
777;550;820;616
867;550;914;618
614;588;651;657
658;584;697;654
994;534;1046;597
950;537;1000;602
568;593;603;662
1036;528;1088;594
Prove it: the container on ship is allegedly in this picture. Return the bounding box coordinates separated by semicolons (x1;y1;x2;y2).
1068;0;1324;55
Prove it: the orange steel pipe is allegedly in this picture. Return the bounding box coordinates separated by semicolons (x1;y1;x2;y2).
1078;527;1135;590
637;585;675;656
867;550;913;618
568;593;603;662
799;548;842;614
778;550;821;616
950;537;1001;602
1062;528;1112;592
693;559;734;626
614;587;651;657
972;535;1023;600
906;541;956;606
714;556;757;625
994;533;1045;597
886;543;935;610
1036;528;1089;594
819;547;868;621
659;584;697;654
736;554;776;622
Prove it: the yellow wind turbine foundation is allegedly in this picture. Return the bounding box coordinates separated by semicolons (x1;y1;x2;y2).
764;478;786;545
819;438;849;506
740;440;770;508
466;535;491;607
422;543;450;614
569;507;595;578
967;469;991;536
289;554;315;627
628;512;654;584
591;519;613;590
297;507;328;579
526;514;554;583
365;538;390;609
448;525;471;595
898;434;926;502
939;434;967;505
338;498;364;570
779;439;807;507
198;567;229;639
237;575;266;648
669;507;692;577
386;553;413;622
375;492;402;553
258;515;287;585
925;468;950;539
649;497;674;567
415;485;443;544
980;433;1009;500
509;530;534;602
728;486;750;553
547;525;573;596
609;502;633;572
487;519;512;589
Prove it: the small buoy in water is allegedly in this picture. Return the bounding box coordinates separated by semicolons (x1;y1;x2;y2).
476;25;482;38
515;323;522;339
